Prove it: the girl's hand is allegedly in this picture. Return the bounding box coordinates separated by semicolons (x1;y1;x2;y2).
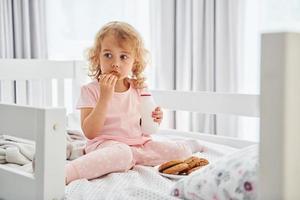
98;73;118;102
152;107;163;124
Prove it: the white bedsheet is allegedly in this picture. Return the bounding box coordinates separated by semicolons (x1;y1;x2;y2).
65;135;238;200
65;165;178;200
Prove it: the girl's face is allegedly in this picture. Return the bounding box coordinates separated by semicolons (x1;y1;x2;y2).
99;34;135;80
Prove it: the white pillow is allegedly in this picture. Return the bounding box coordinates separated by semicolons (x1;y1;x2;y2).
170;144;258;200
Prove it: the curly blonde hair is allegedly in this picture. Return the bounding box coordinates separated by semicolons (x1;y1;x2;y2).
87;21;149;87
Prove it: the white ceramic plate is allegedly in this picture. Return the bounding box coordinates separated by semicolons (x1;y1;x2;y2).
154;166;187;180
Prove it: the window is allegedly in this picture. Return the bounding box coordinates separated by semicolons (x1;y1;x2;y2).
46;0;151;60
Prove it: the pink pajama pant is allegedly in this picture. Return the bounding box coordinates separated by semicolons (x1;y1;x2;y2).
65;140;193;184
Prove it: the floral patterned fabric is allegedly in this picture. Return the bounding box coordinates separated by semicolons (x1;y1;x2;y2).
170;145;258;200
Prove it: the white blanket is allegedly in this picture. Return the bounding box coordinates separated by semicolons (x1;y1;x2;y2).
0;135;34;165
0;130;86;172
66;129;86;160
65;165;179;200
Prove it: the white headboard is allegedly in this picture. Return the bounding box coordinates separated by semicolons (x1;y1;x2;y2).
0;59;88;113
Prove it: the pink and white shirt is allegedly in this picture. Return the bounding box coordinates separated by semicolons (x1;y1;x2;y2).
76;80;151;150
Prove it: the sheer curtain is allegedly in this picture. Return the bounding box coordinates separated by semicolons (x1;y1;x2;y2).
0;0;47;58
175;0;216;133
215;0;245;137
0;0;48;105
150;0;247;137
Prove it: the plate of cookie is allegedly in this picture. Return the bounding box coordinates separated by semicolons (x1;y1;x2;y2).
156;156;209;180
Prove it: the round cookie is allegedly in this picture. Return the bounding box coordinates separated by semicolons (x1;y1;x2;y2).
158;160;183;172
179;156;209;175
184;156;199;164
188;157;209;169
187;165;203;174
158;157;209;176
162;163;189;175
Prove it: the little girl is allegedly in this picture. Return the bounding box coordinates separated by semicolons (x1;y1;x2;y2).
65;21;204;184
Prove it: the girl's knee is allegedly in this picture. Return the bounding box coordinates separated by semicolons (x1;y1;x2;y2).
115;143;134;169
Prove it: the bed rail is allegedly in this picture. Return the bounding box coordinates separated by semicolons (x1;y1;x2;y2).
0;59;74;80
151;90;259;117
0;59;88;113
0;103;66;200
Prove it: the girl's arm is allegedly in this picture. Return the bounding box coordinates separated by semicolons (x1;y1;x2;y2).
80;74;118;140
80;98;109;140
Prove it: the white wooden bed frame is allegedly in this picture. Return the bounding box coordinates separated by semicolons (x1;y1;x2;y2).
0;32;299;200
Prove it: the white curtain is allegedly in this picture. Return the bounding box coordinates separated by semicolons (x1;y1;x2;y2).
215;0;245;137
149;0;176;128
175;0;216;134
0;0;48;105
0;0;47;58
150;0;245;136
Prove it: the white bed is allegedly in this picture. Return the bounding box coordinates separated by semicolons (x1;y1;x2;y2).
0;32;299;200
